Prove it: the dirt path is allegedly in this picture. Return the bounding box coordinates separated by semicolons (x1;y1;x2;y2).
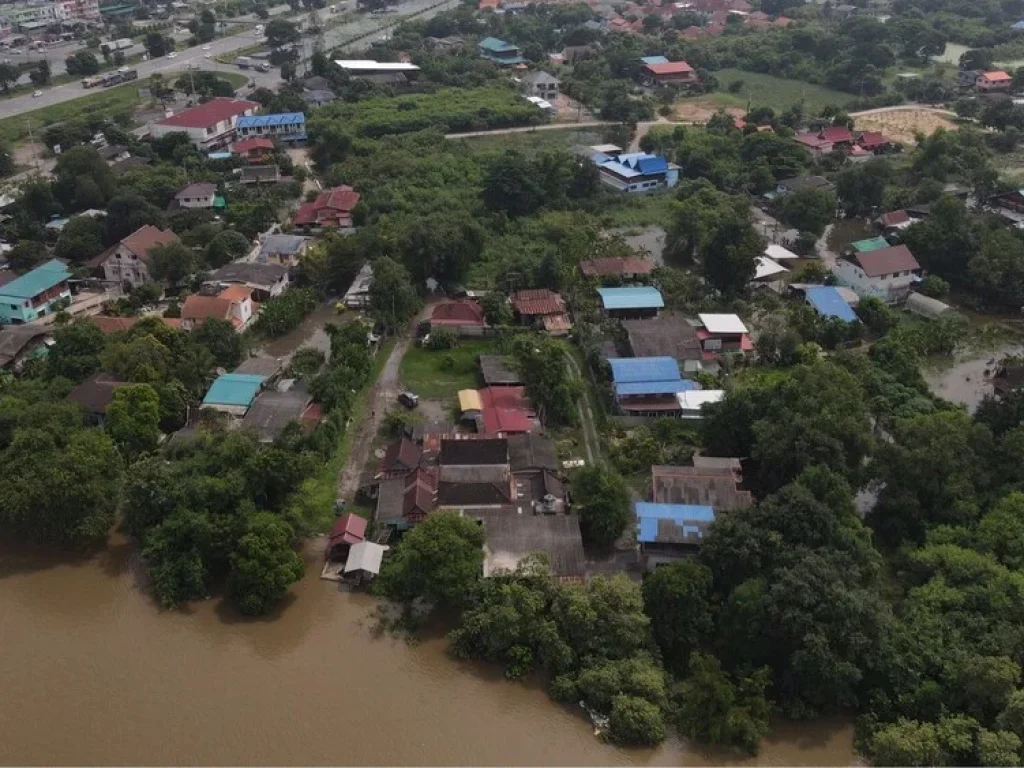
563;350;599;464
445;120;615;139
849;104;955;118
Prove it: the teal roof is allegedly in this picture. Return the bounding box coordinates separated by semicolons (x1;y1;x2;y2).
202;373;265;407
479;36;518;52
851;236;890;253
0;259;70;300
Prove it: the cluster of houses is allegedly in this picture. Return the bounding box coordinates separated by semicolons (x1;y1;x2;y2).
793;124;898;160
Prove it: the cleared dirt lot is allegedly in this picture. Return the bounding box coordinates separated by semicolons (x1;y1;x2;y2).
853;108;957;144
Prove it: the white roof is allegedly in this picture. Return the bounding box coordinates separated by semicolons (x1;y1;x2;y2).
753;256;788;280
334;59;420;71
765;243;800;260
590;143;622;153
698;313;749;334
676;389;725;410
344;541;388;575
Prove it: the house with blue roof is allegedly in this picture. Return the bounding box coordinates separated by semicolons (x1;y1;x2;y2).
608;356;699;416
597;286;664;319
235;113;307;143
635;501;715;568
202;373;266;416
804;286;858;323
478;37;525;65
596;152;678;193
0;259;72;324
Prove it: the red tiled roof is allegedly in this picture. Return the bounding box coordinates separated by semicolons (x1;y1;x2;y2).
819;126;853;143
644;60;694;75
431;299;485;326
852;244;920;277
232;137;274;153
403;468;437;520
480;386;535;435
86;315;182;334
293;185;360;226
121;224;179;262
579;256;655;278
857;131;888;148
383;437;422;474
794;132;832;149
773;15;793;26
157;97;259;129
328;513;367;547
218;284;253;303
880;210;910;227
511;288;565;316
982;70;1012;82
181;295;233;323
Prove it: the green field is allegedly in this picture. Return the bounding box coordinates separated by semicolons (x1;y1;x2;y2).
703;69;853;114
459;127;611;155
399;339;498;400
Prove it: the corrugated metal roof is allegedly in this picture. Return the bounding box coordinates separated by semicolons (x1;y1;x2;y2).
236;112;306;128
609;356;681;384
458;389;483;412
344;541;387;575
636;502;715;544
478;36;518;52
599;160;642;179
0;259;70;299
202;373;265;407
616;379;699;396
597;286;665;310
639;55;669;65
805;286;858;322
850;236;890;253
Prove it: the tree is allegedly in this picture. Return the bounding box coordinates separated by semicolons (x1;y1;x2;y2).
702;216;763;296
265;18;300;48
509;334;579;426
7;240;46;272
869;719;946;766
836;160;891;216
105;384;162;460
978;730;1022;767
400;211;485;285
144;32;171;58
777;188;836;235
192;318;244;369
149;242;199;284
483;150;544;218
608;695;665;746
205;229;251;268
969;229;1024;310
481;292;513;326
47;319;107;382
0;63;18;93
572;464;631;550
29;59;50;86
368;257;421;332
377;511;484;607
918;274;950;298
281;61;296;81
54;145;117;209
642;561;713;674
64;50;100;76
227;512;304;615
54;215;104;263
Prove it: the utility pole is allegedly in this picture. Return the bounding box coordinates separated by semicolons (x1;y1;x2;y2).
25;119;39;171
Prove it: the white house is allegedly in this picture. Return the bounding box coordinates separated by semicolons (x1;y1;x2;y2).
830;244;922;303
93;225;180;288
149;97;259;151
173;182;218;209
521;70;559;98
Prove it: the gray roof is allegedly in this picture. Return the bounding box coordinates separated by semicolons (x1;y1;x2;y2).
260;234;309;257
375;476;407;524
440;464;509;485
240;388;310;441
651;464;753;511
234;355;284;377
209;261;288;289
623;312;703;362
508;432;559;473
779;175;834;192
905;292;953;319
0;326;50;367
176;182;216;199
471;508;585;579
67;373;127;416
479;355;522;385
303;89;336;104
344;541;387;575
240;165;281;181
522;70;559;85
439;437;508;466
303;75;332;91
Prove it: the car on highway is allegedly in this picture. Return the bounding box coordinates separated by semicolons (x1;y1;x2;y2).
167;51;177;58
32;90;42;97
204;53;211;58
202;44;211;50
187;62;199;69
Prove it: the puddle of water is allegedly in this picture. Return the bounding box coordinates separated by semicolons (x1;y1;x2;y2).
254;301;338;361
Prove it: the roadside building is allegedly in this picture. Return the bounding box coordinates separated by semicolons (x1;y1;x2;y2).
201;372;265;416
831;244;922;302
333;59;421;76
596;285;664;319
150;97;259;150
93;225;179;288
293;185;360;231
0;259;71;324
479;386;536;436
477;36;525;65
207;262;290;300
235;113;307;143
429;299;486;332
181;284;254;331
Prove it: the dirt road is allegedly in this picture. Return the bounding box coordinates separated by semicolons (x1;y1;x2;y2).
445;120;615;139
563;350;599;464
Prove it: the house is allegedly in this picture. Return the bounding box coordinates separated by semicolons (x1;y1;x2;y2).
856;130;892;153
508;432;565;512
793;132;834;157
479;386;537;435
234;355;284;378
333;59;421;76
238;165;283;184
479;355;522;386
234;112;307;143
293;185;360;231
473;508;585;581
831;244;922;302
172;182;220;210
765;244;801;262
240;386;313;442
201;372;265;416
381;437;422;477
67;372;127;423
231;136;275;163
325;512;366;561
303;89;336;108
0;259;71;324
596;285;664;319
751;256;789;286
429;299;486;330
849;236;891;254
437;437;515;509
93;225;179;288
0;326;52;371
478;36;525;65
878;209;913;232
639;59;698;86
258;234;310;266
302;75;333;91
521;70;559;98
803;285;858;322
817;125;854;146
596;152;678;193
207;262;290;300
343;262;373;309
510;289;571;334
150;97;259;150
375;467;438;530
181;284;254;331
696;313;753;358
622;312;705;373
652;458;752;510
608;356;700;416
976;70;1013;91
343;541;388;584
579;256;654;280
98;144;131;165
635;501;715;566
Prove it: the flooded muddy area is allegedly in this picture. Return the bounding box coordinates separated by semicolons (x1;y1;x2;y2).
605;225;667;265
254;301;340;362
924;343;1022;411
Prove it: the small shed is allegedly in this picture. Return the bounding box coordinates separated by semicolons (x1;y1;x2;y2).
596;286;665;319
327;513;367;560
344;541;389;584
804;286;858;322
201;373;266;416
905;292;953;319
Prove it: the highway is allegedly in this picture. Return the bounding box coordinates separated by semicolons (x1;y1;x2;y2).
0;0;458;121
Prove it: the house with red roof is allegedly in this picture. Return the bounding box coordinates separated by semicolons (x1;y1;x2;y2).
293;185;360;231
579;256;655;280
831;244;922;302
326;513;367;560
430;299;486;330
180;284;254;331
976;70;1013;91
640;59;698;87
793;132;835;156
149;97;259;150
877;209;913;232
817;125;853;146
510;288;571;334
856;130;892;153
232;136;275;163
479;386;537;435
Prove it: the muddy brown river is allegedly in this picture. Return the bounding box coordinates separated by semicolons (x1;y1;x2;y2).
0;535;856;766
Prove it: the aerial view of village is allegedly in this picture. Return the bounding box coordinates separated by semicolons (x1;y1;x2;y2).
8;0;1024;763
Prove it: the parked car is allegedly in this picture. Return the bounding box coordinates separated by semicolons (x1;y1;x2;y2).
32;89;42;97
167;51;177;58
398;391;419;409
202;44;211;50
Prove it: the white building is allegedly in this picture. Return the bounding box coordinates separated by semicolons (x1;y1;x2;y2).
173;182;217;209
830;244;922;303
521;70;559;98
150;97;259;150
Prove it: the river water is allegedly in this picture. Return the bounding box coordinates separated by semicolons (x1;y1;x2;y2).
0;534;856;766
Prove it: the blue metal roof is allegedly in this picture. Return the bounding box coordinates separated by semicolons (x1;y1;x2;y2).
207;151;232;160
636;502;716;544
616;379;699;396
0;259;70;300
640;55;669;65
805;286;857;322
617;152;669;175
599;160;642;179
202;373;266;407
597;286;665;311
609;356;681;383
236;113;306;128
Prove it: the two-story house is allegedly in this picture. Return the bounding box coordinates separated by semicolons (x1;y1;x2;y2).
231;137;275;163
0;259;72;324
172;182;219;210
478;36;525;65
180;284;254;331
234;112;307;144
976;70;1013;91
639;57;698;87
521;70;559;99
93;225;179;288
831;244;922;303
149;97;259;150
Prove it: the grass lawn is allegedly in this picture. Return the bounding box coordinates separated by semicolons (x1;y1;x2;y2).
706;69;853;114
288;339;397;536
460;127;611;155
399;339;498;400
598;191;677;228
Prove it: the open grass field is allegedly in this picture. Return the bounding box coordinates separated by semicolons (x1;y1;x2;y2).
460;127;611;155
685;69;854;116
399;339;498;400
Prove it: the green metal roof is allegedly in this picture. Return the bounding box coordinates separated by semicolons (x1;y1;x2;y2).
0;259;70;300
851;237;890;253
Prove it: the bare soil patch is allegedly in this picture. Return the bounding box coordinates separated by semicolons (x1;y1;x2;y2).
854;109;956;144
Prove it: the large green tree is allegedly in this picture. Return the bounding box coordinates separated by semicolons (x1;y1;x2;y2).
227;512;304;615
105;383;162;460
571;464;631;550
